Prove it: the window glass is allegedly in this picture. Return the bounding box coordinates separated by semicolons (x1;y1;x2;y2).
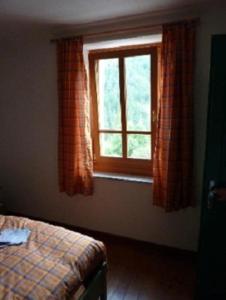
125;55;151;131
100;133;122;157
127;134;151;159
98;59;121;130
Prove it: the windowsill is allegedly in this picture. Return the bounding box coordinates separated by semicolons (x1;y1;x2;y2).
93;172;153;184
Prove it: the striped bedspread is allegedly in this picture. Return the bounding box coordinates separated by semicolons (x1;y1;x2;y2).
0;215;106;299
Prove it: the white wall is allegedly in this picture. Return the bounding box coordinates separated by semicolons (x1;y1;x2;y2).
0;5;225;251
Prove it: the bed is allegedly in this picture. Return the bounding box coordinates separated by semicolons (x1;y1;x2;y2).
0;215;107;299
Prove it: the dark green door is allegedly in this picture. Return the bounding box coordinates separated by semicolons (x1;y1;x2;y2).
197;35;226;300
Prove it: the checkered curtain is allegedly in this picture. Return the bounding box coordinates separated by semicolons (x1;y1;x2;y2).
57;37;93;196
153;21;196;211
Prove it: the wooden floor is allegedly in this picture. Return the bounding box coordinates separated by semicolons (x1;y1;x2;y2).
101;237;196;300
13;215;196;300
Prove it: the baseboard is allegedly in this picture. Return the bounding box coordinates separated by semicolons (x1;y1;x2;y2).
5;211;197;260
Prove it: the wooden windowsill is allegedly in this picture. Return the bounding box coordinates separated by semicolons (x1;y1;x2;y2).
93;171;153;184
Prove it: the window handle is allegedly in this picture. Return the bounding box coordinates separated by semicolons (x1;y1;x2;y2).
152;110;157;123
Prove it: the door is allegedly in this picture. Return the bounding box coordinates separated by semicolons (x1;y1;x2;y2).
197;35;226;299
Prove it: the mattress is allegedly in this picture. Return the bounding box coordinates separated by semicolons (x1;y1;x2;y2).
0;215;106;299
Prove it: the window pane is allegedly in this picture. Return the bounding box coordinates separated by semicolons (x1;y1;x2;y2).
100;133;122;157
127;134;151;159
98;59;121;130
125;55;151;131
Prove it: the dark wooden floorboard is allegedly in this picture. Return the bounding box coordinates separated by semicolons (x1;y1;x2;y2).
101;237;196;300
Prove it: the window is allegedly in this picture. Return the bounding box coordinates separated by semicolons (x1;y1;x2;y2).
89;45;158;176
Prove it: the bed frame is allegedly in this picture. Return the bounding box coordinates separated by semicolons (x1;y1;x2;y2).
79;262;107;300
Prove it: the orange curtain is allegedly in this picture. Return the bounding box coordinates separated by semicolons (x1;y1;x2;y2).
153;21;196;211
57;37;93;196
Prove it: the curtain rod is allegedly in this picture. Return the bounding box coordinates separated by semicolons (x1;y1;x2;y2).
50;17;199;43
